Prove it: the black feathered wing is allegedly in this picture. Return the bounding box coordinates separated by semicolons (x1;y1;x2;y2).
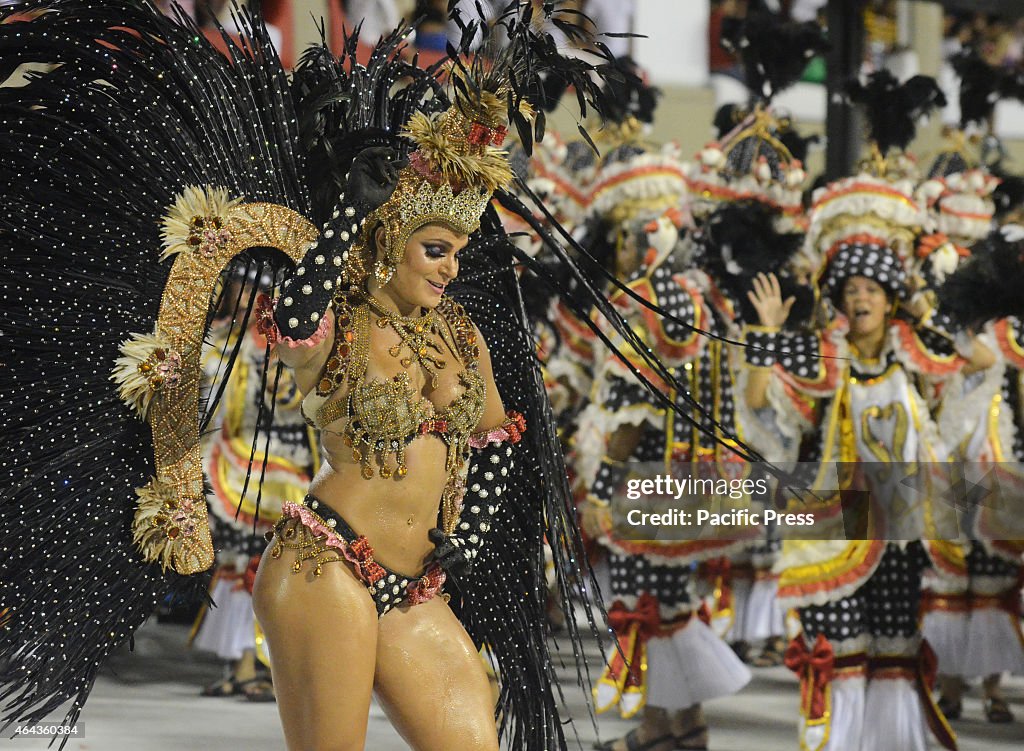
0;1;311;732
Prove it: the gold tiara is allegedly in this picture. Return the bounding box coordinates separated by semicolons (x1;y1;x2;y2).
399;179;490;241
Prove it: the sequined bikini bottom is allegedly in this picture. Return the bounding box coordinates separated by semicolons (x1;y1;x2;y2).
271;494;446;617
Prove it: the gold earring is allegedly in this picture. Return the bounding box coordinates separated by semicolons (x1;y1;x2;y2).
374;261;394;286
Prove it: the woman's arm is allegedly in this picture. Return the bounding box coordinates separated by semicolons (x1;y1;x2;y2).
472;324;509;432
743;272;793;410
430;325;522;577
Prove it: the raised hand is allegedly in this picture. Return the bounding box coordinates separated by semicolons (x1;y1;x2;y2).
747;272;795;329
346;146;408;208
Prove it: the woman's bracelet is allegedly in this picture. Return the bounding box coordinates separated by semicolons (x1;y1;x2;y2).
256;293;330;348
744;325;780;368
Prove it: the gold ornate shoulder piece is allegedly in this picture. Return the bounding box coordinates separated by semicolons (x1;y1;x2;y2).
112;186;318;575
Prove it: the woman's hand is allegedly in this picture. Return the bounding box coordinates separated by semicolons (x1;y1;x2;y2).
747;272;795;329
347;146;408;208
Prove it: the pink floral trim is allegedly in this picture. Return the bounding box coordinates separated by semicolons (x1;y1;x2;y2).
279;313;331;349
468;410;527;448
281;502;364;575
406;564;446;605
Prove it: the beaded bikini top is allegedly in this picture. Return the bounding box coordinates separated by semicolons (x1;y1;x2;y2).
301;290;486;534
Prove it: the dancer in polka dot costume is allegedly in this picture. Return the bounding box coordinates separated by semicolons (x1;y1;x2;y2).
914;52;1024;725
930;236;1024;724
580;100;821;751
581;207;754;751
748;70;997;751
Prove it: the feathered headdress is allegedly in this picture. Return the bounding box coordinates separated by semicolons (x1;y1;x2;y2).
291;4;619;287
846;70;947;167
918;49;1023;243
686;8;824;228
802;71;943;270
719;7;830;104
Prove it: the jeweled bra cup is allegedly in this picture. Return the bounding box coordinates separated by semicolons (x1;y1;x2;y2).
346;372;435;479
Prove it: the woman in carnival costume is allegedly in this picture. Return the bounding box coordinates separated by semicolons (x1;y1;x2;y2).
934;223;1024;724
579;122;751;751
191;272;319;701
576;12;825;750
915;47;1024;726
0;2;760;749
746;70;995;751
684;6;828;673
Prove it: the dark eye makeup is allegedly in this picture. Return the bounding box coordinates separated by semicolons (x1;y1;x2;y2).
424;243;462;261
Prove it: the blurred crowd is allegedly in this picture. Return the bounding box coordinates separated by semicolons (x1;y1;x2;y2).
944;11;1024;72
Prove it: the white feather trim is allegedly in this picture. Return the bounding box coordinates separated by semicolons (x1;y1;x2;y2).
111;329;182;419
160;184;242;261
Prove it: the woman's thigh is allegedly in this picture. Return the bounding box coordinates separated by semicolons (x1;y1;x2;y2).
374;597;500;751
252;537;378;751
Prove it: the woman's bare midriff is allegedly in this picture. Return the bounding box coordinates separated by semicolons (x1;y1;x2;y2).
307;429;451;577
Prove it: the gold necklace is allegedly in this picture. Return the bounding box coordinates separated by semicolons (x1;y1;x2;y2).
365;293;447;387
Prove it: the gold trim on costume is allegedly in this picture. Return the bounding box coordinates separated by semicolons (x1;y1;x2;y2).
123;189;318;575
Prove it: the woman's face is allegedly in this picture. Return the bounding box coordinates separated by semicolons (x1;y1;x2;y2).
841;275;890;337
381;223;468;311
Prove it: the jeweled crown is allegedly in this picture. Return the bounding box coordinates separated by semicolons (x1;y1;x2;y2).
399;179;490;238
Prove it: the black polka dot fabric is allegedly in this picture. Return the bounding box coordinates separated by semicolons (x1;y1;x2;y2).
800;543;928;641
608;552;693;609
745;329;779;367
675;341;736;452
602;374;659;416
1001;369;1024;462
862;542;928;638
913;325;958;358
966;541;1022;580
775;332;820;379
800;592;869;643
821;239;908;306
649;265;698;343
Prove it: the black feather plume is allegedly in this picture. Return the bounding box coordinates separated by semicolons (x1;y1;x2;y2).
701;201;804;295
713;103;748;140
993;173;1024;220
600;55;661;125
450;0;620;154
289;23;446;223
937;227;1024;328
847;71;947;154
719;9;829;104
951;48;1006;129
0;0;304;736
